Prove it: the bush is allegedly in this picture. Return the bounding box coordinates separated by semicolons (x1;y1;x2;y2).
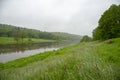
80;35;92;42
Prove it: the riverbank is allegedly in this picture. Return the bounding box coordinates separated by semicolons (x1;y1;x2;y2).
0;38;120;80
0;37;56;45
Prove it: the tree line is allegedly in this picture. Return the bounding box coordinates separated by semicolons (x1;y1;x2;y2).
0;24;81;41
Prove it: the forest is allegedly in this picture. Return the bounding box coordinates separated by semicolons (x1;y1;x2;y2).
0;24;81;41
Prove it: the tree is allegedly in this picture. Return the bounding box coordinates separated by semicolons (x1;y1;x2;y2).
80;35;92;42
93;4;120;40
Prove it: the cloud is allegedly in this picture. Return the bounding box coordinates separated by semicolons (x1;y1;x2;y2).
0;0;119;36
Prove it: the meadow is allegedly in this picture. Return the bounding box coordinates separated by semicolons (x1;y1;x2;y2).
0;38;120;80
0;37;56;45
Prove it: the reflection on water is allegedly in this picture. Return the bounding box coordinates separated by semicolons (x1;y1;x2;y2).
0;47;59;63
0;41;74;63
0;42;61;54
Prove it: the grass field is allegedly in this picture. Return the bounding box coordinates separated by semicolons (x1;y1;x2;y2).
0;38;120;80
0;37;56;45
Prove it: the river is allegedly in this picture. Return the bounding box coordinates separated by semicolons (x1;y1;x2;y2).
0;42;73;63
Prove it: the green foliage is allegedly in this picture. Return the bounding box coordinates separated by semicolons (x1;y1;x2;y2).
93;4;120;40
0;38;120;80
0;24;81;41
80;35;92;42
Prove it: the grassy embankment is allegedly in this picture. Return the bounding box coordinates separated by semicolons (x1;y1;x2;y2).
0;37;56;45
0;38;120;80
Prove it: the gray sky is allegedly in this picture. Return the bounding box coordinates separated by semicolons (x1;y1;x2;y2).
0;0;119;36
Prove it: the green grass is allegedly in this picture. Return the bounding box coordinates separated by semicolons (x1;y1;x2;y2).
0;37;56;45
0;38;120;80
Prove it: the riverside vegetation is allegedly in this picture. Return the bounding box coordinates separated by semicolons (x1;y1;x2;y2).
0;24;81;45
0;37;56;45
0;38;120;80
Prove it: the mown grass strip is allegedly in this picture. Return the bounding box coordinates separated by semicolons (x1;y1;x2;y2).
0;37;56;45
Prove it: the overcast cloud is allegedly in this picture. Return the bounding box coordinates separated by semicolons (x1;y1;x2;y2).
0;0;119;36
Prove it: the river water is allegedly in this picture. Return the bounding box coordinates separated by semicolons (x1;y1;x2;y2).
0;42;72;63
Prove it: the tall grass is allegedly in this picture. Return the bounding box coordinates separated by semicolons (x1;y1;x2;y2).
0;38;120;80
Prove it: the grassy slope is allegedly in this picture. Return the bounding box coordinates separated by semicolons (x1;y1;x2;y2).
0;38;120;80
0;37;56;45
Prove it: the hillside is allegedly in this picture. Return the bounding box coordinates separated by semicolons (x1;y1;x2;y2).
0;24;81;41
0;38;120;80
51;32;81;42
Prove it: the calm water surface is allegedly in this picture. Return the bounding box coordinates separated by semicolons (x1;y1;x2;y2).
0;42;66;63
0;47;59;63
